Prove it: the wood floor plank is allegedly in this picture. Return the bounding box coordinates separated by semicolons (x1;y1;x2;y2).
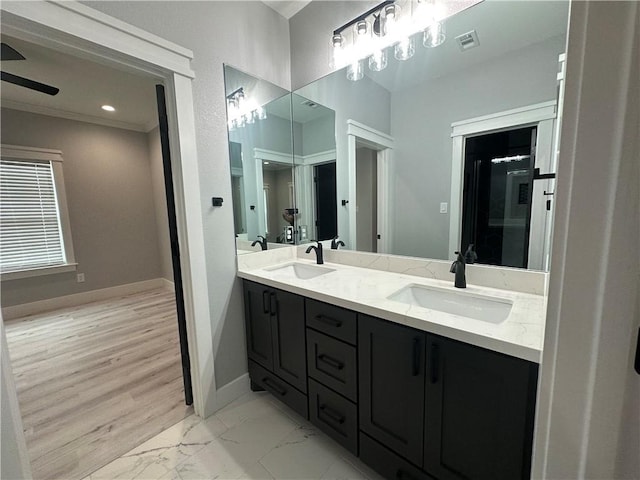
5;288;192;480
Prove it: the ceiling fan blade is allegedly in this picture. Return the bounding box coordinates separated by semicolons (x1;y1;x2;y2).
1;43;25;61
1;71;59;96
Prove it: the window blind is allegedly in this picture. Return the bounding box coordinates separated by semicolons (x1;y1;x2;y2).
0;159;66;273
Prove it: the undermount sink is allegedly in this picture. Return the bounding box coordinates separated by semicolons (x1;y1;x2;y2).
388;284;512;323
265;262;335;280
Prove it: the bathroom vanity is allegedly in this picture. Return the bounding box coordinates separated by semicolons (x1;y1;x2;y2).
237;247;545;480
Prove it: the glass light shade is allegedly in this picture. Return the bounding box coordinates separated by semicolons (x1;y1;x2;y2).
423;21;446;47
331;34;344;68
369;49;388;72
238;115;246;128
257;106;267;120
346;59;364;81
246;111;256;124
383;4;400;35
394;37;415;61
355;20;368;36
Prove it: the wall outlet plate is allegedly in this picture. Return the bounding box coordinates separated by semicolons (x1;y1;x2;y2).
77;273;85;283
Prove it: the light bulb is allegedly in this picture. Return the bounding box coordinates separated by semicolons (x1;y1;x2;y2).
369;49;388;72
347;59;364;81
423;21;445;47
394;37;415;61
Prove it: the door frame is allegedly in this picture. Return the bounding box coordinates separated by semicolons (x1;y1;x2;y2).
346;120;394;253
1;1;213;420
449;101;557;268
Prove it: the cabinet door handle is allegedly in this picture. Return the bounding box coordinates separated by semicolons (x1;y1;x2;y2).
319;404;345;424
262;290;270;314
430;343;440;384
315;314;342;328
269;292;278;316
396;469;419;480
412;337;421;376
262;377;286;396
318;353;344;370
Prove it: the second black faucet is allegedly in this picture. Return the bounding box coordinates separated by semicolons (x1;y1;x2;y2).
306;241;324;264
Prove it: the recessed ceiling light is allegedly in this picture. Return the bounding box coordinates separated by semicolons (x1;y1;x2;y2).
101;105;115;112
263;161;270;165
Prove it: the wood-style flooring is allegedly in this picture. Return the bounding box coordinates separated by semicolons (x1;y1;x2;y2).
4;288;192;480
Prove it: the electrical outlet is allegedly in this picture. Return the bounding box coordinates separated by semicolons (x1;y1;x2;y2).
77;273;85;283
440;202;448;214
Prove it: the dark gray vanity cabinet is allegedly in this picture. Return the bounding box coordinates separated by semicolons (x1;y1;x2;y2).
243;281;308;418
424;335;538;480
359;314;426;467
306;300;359;455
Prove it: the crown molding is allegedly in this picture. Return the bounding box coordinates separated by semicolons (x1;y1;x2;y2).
1;99;154;133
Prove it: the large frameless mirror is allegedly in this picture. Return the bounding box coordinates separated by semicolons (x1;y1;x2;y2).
224;65;296;254
293;0;569;271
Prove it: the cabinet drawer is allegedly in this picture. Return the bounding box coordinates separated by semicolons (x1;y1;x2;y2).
307;329;357;402
248;360;308;420
309;379;358;455
306;299;357;345
360;433;434;480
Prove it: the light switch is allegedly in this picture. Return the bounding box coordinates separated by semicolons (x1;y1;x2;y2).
440;202;448;214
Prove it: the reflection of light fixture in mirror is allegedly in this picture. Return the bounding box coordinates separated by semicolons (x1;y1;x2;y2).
395;37;415;61
329;0;473;79
369;49;388;72
423;21;446;47
263;161;270;165
225;86;267;130
347;59;364;81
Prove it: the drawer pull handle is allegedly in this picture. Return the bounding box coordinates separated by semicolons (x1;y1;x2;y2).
319;404;345;424
262;290;270;314
318;354;344;370
315;314;342;328
262;377;286;396
396;469;419;480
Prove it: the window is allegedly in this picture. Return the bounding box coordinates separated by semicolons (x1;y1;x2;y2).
0;144;76;279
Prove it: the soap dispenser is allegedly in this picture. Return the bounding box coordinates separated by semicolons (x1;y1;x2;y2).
464;244;478;264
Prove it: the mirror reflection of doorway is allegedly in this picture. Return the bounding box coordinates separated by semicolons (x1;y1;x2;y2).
461;126;536;268
314;162;337;241
356;147;378;252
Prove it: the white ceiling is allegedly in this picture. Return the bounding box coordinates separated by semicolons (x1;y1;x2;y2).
0;35;159;132
261;0;312;19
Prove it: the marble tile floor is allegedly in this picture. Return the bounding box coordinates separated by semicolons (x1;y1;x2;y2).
84;391;384;480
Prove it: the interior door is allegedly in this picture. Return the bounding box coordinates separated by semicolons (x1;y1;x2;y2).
461;126;536;268
155;84;193;405
314;162;337;241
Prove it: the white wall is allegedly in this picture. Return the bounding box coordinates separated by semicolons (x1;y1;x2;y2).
390;36;564;259
1;108;165;307
82;0;292;390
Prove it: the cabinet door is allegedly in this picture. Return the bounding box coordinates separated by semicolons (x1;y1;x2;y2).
270;289;307;393
359;314;426;466
243;281;273;370
424;335;538;480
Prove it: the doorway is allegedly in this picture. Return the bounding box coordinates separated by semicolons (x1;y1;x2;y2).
314;162;337;241
356;147;378;252
461;126;537;268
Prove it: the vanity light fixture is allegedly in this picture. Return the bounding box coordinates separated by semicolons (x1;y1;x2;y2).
226;87;267;131
331;0;451;81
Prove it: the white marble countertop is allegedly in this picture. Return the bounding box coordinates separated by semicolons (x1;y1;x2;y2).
237;254;546;364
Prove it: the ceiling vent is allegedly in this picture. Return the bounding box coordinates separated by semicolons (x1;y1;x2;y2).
455;30;480;51
301;99;319;108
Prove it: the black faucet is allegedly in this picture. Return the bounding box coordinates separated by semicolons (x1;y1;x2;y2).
331;236;345;250
251;235;267;251
450;251;466;288
305;240;324;264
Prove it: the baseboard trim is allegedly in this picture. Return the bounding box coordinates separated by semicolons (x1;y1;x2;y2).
214;373;250;411
2;278;166;320
161;278;175;291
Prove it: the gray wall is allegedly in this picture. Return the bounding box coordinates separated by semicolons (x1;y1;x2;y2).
84;0;291;389
147;127;173;282
356;147;377;252
300;113;336;156
390;35;565;259
1;108;164;307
